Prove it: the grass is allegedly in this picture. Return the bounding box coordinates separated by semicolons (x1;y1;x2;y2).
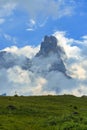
0;95;87;129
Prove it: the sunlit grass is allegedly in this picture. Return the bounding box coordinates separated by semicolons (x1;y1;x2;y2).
0;95;87;130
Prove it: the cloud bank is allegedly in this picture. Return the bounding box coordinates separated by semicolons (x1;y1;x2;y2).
3;45;40;59
0;31;87;96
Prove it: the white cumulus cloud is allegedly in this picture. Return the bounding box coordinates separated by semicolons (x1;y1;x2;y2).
0;31;87;96
3;45;40;59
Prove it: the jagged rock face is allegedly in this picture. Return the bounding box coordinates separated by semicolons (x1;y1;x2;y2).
36;35;64;57
40;35;58;55
35;35;66;74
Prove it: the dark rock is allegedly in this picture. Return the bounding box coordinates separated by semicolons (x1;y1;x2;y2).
73;106;78;110
36;35;65;57
73;111;79;115
49;60;66;73
7;105;17;110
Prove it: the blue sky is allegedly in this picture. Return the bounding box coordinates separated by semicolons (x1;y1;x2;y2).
0;0;87;49
1;0;87;96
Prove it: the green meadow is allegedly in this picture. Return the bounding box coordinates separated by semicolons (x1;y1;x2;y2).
0;95;87;130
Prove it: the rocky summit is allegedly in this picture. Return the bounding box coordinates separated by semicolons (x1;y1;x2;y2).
36;35;65;57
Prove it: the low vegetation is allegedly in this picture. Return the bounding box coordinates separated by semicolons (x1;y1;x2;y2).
0;95;87;130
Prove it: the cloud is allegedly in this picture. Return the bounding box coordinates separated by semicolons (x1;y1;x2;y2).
0;0;75;18
20;0;76;28
82;35;87;39
3;33;18;44
0;18;5;24
54;31;81;59
0;31;87;96
29;19;36;25
69;63;86;80
26;17;48;31
53;31;87;96
0;0;76;29
18;0;75;19
43;71;77;94
26;19;36;31
0;65;77;96
0;66;47;96
0;0;17;18
3;45;40;59
7;66;30;84
26;28;35;31
4;34;12;41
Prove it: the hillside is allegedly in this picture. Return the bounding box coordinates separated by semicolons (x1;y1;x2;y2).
0;95;87;130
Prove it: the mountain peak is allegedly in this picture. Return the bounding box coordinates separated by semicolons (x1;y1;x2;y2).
44;35;57;47
36;35;64;57
33;35;68;75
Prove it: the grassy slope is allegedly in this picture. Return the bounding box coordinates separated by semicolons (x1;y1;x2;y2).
0;95;87;130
